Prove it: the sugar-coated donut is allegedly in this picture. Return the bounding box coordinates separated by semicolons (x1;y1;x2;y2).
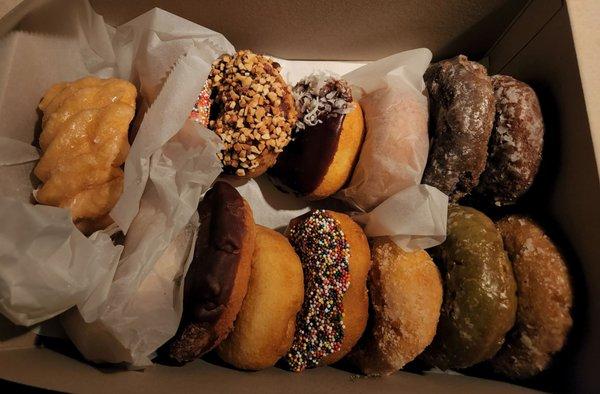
422;205;517;370
422;55;495;201
269;75;365;200
284;210;370;371
217;225;304;370
205;50;297;178
491;215;572;379
348;237;442;376
163;181;255;364
474;75;544;206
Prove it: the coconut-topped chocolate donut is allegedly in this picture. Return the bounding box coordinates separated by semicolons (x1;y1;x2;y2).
164;181;255;364
284;210;370;371
269;74;365;200
422;55;495;201
473;75;544;206
204;50;297;178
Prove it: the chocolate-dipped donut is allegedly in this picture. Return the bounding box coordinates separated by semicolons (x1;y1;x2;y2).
164;181;255;364
269;75;365;200
284;210;370;371
202;50;297;178
474;75;544;206
422;55;495;201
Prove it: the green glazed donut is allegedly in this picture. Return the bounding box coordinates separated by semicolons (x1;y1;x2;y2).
422;205;517;370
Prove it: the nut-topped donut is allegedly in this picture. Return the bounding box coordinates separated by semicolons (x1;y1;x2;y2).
422;55;495;201
203;50;297;178
269;74;365;200
473;75;544;206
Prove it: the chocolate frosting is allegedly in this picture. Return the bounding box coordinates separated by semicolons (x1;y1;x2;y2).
269;113;345;195
185;181;246;322
166;181;247;362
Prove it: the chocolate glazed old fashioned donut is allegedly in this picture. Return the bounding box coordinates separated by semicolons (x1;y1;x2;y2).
423;55;495;201
161;181;255;364
474;75;544;206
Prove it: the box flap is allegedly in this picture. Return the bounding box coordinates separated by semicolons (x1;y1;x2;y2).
487;0;563;71
566;0;600;175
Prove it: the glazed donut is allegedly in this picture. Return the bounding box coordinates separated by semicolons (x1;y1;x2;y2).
474;75;544;206
163;181;255;364
422;205;517;370
204;50;297;178
269;75;365;200
348;237;442;376
217;225;304;370
491;215;572;379
284;210;370;371
422;55;495;201
34;76;136;234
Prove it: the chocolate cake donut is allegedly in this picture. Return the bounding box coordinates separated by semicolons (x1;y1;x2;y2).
203;50;297;178
164;181;255;364
284;210;370;371
269;74;365;200
422;55;495;201
491;215;572;379
474;75;544;206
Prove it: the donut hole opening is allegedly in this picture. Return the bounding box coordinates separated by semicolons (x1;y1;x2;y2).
209;87;223;123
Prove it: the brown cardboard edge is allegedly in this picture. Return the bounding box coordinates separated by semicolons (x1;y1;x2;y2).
0;0;31;35
486;0;563;71
565;0;600;176
0;347;538;394
0;0;23;21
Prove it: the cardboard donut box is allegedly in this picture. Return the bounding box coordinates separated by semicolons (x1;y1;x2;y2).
0;0;598;392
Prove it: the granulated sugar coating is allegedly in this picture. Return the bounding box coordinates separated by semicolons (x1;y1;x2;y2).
285;210;350;371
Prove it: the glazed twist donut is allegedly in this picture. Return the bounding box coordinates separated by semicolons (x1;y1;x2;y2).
34;76;137;234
